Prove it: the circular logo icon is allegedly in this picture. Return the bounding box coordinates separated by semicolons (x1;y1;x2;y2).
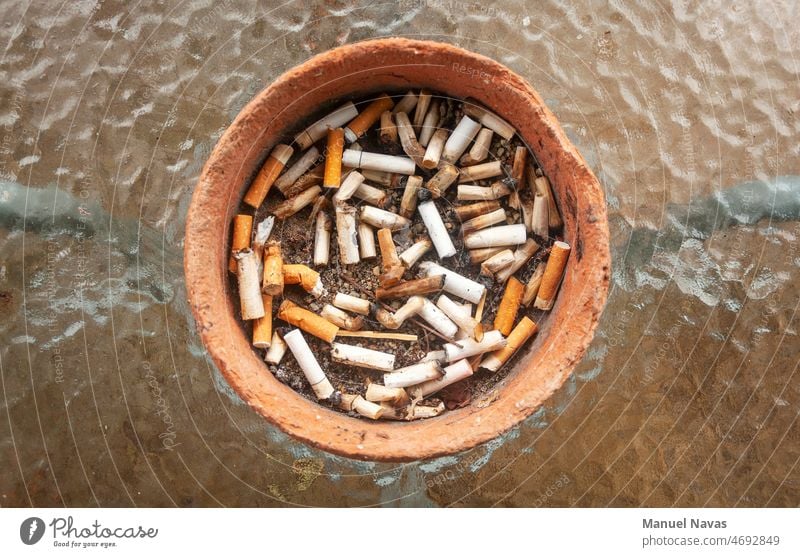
20;517;45;545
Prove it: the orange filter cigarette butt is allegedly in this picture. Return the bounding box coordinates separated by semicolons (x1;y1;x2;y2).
252;294;273;349
261;241;283;296
277;300;339;343
377;228;404;287
323;128;345;189
243;144;293;208
345;94;395;143
534;241;570;310
480;316;538;372
493;276;524;336
283;264;325;297
228;214;253;273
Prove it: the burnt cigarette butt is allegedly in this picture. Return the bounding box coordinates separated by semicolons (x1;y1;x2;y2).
521;263;546;306
280;164;324;198
331;342;396;372
457;181;512;201
358;221;377;259
342;149;416;175
392;90;418;114
235;249;265;320
277;299;339;343
272;185;321;219
464;224;527;249
418;100;440;146
379;110;398;144
454;200;501;221
410;359;473;398
531;193;549;238
375;295;425;329
337;331;418;342
462;99;516;140
534;175;563;229
333;170;365;203
436;294;481;340
399;175;422;218
458;160;503;183
360;168;394;187
333;292;372;315
422;128;448;169
399;238;432;268
264;330;287;364
394;111;426;167
360;205;411;230
377;228;405;287
252;215;275;260
323;128;345;188
313;211;332;267
461;207;507;234
443;330;506;362
229;214;253;273
495;238;540;283
335;203;360;265
383;360;443;389
534;241;570;310
508;145;527;210
494;277;524;335
365;383;409;407
354;182;388;208
275;146;320;193
419;261;486;304
283;329;335;400
321;304;364;331
344;93;395;143
378;401;445;421
375;275;445;300
242;144;293;208
283;264;325;298
339;393;385;419
252;294;273;348
480;248;514;277
425;163;459;197
442;115;481;163
417;200;456;258
459;127;493;166
261;241;284;296
417;297;459;340
480;316;538;372
469;246;505;264
413;89;432;129
294;102;358;150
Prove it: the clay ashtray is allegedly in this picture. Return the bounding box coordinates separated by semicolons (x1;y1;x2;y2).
185;38;609;461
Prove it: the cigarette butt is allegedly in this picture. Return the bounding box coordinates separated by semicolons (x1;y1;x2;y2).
376;275;445;300
354;182;388;208
264;330;287;364
534;241;570;310
379;110;398;144
480;316;538;372
507;146;527;210
321;304;364;331
229;214;253;273
342;149;416;175
243;144;293;208
336;331;417;342
375;295;425;329
454;200;501;221
358;221;377;259
480;248;514;277
464;224;528;249
462;99;516;140
457;181;512;201
377;228;404;287
283;264;325;297
235;249;265;320
443;330;506;362
418;100;440;146
399;175;422;218
413;89;432;129
277;300;339;343
339;393;385;420
280;164;324;198
272;185;321;219
495;238;540;284
331;342;396;372
333;292;372;315
274;146;320;194
360;168;394;187
531;193;549;238
383;360;443;388
522;263;546;306
323;128;345;188
365;383;409;407
425;163;459;197
494;277;524;335
283;329;335;400
461;207;507;235
261;241;283;296
417;297;459;340
344;93;395;142
419;261;486;304
394;111;426;167
436;294;481;340
418;200;456;258
313;211;332;267
252;216;275;260
335;202;360;265
294;102;358;150
399;238;432;268
442;115;481;163
410;359;473;398
422;128;448;169
392;90;418;114
469;246;505;264
458;160;503;183
534;175;563;229
378;401;445;420
252;294;273;348
360;205;411;231
333;170;365;203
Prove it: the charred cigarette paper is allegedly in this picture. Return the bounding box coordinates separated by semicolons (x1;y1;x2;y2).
464;224;527;249
264;331;287;365
458;160;503;183
418;100;440;146
229;214;253;273
534;175;563;229
425;163;459;197
480;248;514;277
283;264;325;298
394;111;426;167
339;393;384;420
379;110;398;144
331;342;395;372
436;294;481;339
462;100;516;140
399;175;422;218
274;147;320;194
377;228;405;287
365;383;409;407
480;316;538;372
422;350;447;364
341;149;416;175
361;168;394;187
376;274;445;301
313;211;332;267
344;93;395;143
534;241;571;310
469;246;505;264
294;101;358;150
375;295;425;329
460;127;493;166
252;215;276;258
413;89;432;129
495;238;540;283
323;127;345;189
272;185;321;219
457;181;512;201
235;249;265;320
461;207;507;234
321;304;364;331
354;182;388;207
277;300;339;343
333;292;372;316
359;205;411;230
454;200;501;221
379;401;445;421
283;329;335;400
522;263;546;306
383;360;443;389
281;164;324;198
521;198;534;233
442;115;481;163
252;294;273;349
418;200;456;258
417;297;459;340
422;128;448;169
392;90;418;114
243;144;294;208
443;330;506;362
511;145;527;190
399;238;432;268
419;261;486;304
333;170;365;203
494;277;524;336
358;221;377;259
531;193;549;238
261;241;284;296
411;359;473;398
335;203;360;265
